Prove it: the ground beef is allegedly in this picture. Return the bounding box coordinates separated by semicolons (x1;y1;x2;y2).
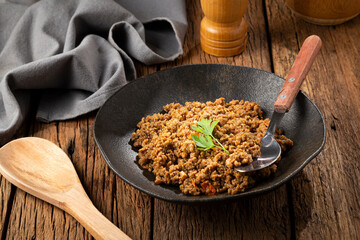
131;98;293;195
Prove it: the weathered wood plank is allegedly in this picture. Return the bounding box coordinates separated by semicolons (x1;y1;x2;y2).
265;0;360;239
0;176;13;239
153;0;292;239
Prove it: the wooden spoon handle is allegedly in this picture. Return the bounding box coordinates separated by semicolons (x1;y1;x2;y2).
64;188;131;240
274;35;322;113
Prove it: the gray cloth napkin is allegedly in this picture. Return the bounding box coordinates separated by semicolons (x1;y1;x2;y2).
0;0;187;145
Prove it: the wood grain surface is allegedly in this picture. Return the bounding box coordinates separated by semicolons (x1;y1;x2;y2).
266;0;360;239
0;0;359;239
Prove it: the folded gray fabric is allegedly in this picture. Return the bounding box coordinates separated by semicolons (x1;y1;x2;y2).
0;0;187;145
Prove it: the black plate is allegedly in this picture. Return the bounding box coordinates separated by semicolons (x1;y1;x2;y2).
94;64;325;203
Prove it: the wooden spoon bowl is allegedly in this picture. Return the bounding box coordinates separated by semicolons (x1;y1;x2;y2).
0;137;130;240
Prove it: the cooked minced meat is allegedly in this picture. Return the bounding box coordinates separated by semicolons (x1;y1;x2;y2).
131;98;293;195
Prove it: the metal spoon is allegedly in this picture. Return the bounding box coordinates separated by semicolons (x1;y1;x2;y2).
235;35;322;172
0;137;131;240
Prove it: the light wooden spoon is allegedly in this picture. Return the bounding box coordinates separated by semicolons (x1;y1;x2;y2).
0;137;131;240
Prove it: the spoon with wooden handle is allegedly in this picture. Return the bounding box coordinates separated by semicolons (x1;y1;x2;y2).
235;35;322;172
0;137;131;240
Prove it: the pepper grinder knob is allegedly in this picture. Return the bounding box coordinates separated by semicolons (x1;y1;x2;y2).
200;0;248;57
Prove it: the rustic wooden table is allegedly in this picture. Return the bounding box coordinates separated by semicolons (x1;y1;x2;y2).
1;0;359;239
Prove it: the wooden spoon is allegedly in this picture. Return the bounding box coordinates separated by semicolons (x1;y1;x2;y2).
0;137;131;240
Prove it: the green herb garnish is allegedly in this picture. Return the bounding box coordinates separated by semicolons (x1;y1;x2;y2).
191;118;229;154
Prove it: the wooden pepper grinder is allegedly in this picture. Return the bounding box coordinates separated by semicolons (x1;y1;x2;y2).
200;0;248;57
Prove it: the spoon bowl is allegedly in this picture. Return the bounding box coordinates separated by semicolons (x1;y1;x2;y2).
236;132;282;172
0;137;130;240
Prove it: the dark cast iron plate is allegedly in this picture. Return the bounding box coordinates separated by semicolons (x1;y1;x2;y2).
94;64;325;203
